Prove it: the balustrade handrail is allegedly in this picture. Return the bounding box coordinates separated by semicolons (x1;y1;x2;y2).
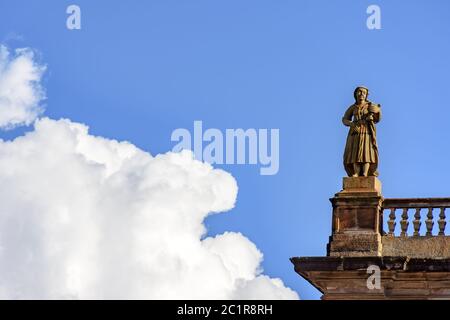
382;198;450;237
383;198;450;209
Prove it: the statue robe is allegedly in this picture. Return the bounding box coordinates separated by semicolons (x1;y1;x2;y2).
342;102;381;176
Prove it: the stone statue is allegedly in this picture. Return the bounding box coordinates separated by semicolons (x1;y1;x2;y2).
342;86;381;177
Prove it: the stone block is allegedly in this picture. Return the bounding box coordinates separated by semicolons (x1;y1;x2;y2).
336;176;382;197
328;232;382;257
382;236;450;258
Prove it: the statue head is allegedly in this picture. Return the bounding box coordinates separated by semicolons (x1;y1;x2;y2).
353;86;369;103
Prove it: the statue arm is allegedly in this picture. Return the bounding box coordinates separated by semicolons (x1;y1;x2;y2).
369;103;381;123
375;104;381;123
342;105;354;127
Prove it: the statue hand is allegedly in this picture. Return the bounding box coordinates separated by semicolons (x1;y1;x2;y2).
368;104;380;113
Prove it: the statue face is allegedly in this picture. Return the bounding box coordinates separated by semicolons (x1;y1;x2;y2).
355;89;367;103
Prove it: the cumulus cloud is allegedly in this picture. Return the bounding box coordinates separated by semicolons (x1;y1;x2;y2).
0;46;298;300
0;45;45;129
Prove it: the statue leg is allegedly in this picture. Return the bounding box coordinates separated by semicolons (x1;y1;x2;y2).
352;163;360;177
362;163;370;177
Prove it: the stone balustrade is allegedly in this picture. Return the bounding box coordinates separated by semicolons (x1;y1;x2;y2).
383;198;450;237
294;178;450;299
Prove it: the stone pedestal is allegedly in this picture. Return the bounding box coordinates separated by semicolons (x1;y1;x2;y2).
327;177;383;257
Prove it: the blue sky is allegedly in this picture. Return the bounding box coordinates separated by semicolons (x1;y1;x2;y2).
1;0;450;299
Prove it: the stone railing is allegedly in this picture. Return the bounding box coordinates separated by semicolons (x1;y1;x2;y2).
328;177;450;257
382;198;450;237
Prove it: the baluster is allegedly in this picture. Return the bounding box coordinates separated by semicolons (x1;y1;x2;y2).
413;208;421;236
387;208;396;236
400;208;409;237
426;207;434;236
438;208;447;236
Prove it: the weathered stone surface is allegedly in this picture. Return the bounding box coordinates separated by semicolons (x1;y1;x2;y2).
341;176;381;195
382;236;450;258
291;256;450;300
330;178;383;232
328;177;383;257
328;232;382;257
331;204;382;231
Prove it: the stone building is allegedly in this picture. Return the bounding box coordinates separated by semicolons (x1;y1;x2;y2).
291;176;450;300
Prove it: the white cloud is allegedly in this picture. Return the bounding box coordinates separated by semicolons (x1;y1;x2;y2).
0;45;46;129
0;46;298;300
